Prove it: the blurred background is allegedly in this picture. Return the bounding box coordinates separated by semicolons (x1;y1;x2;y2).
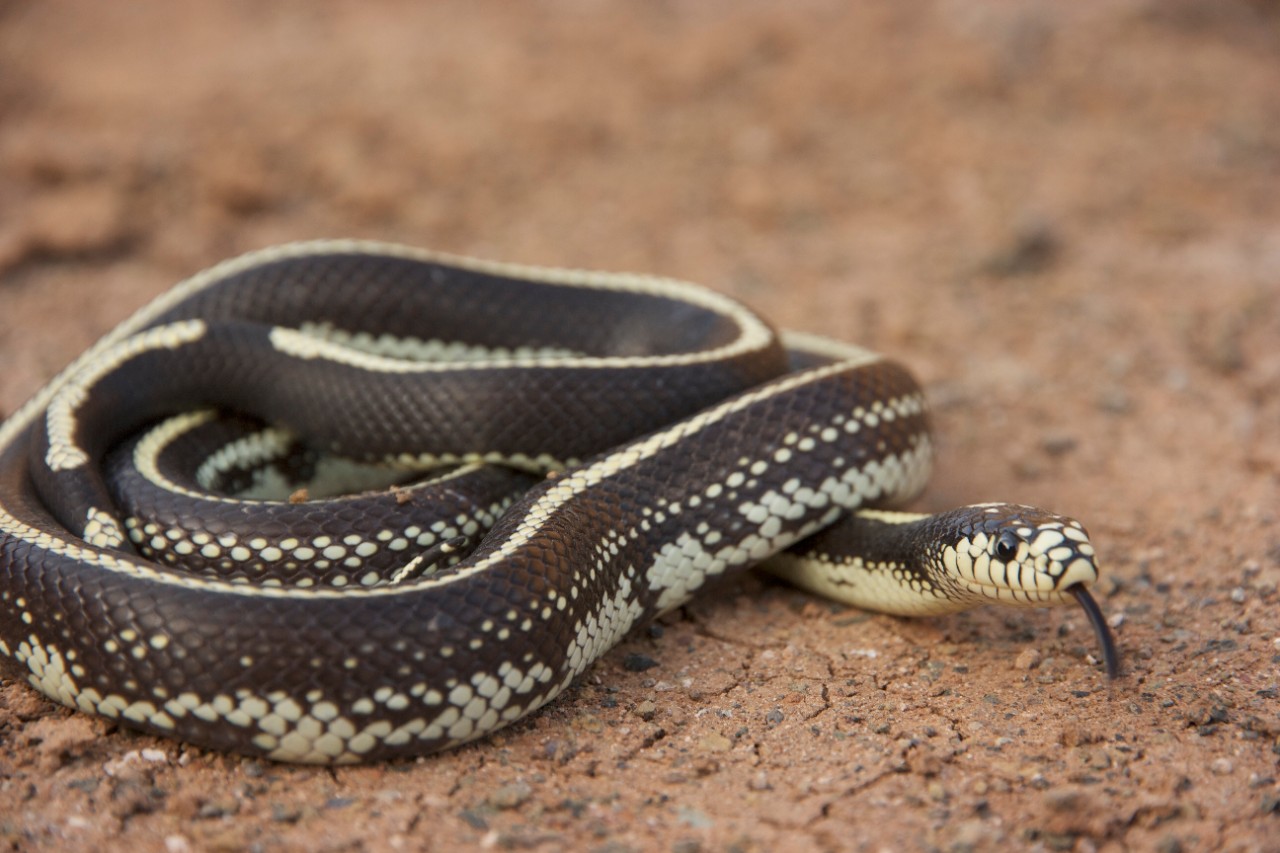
2;1;1276;512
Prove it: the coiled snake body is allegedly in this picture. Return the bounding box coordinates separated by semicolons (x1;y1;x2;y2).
0;242;1117;763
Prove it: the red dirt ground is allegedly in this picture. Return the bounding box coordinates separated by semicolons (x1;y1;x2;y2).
1;2;1278;851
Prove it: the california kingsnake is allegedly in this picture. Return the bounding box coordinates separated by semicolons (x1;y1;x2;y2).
0;241;1117;764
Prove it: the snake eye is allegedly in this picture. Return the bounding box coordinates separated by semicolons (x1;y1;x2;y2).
995;531;1021;562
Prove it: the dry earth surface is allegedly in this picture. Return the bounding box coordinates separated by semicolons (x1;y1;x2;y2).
1;2;1279;851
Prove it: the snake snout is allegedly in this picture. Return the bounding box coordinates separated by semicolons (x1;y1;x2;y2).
1055;556;1100;591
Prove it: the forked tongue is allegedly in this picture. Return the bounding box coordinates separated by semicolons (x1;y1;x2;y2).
1067;584;1120;679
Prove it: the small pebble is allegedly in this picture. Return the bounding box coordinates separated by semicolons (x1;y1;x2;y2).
1015;648;1042;671
1087;749;1112;770
1097;388;1132;414
698;733;732;753
487;781;533;810
1041;432;1078;457
623;654;659;672
1210;758;1234;776
1043;787;1089;813
197;800;239;819
677;806;713;829
908;748;944;777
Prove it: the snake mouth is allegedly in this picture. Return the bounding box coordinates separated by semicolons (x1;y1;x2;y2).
1067;583;1120;679
957;580;1081;606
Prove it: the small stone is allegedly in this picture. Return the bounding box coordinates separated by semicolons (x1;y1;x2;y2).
1059;724;1101;747
677;807;713;829
748;771;771;791
1097;388;1132;415
1230;587;1247;603
1087;749;1112;770
633;700;657;721
1210;758;1234;776
698;732;733;753
1044;787;1087;813
623;654;660;672
982;218;1060;277
694;758;722;779
198;800;240;819
574;713;604;734
907;746;944;777
948;818;1000;849
104;748;169;782
1041;433;1078;457
1015;648;1042;671
488;781;533;810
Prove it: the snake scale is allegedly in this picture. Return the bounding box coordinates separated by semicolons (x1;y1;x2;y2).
0;241;1117;764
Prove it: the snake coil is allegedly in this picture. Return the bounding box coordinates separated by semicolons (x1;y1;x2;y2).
0;241;1117;763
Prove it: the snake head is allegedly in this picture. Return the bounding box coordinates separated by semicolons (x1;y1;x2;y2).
940;503;1119;677
940;503;1099;606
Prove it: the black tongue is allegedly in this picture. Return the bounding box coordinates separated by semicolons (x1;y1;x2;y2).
1068;584;1120;679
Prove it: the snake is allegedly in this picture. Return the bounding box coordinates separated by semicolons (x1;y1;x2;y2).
0;241;1118;764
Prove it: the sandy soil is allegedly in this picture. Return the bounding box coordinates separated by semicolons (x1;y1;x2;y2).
1;1;1278;850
